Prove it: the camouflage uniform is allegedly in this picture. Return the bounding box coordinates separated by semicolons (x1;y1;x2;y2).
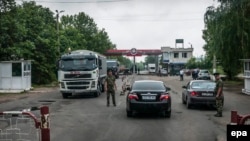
215;79;224;116
105;75;116;106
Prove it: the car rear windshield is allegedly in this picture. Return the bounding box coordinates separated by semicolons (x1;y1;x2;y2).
191;81;215;89
132;81;165;90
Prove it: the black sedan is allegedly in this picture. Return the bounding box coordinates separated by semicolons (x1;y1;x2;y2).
182;80;223;109
126;80;171;118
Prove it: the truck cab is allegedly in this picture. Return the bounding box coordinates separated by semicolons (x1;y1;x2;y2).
148;63;156;74
57;50;107;98
106;59;120;79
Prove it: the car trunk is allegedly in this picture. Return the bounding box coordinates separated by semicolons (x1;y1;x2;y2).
193;89;215;97
133;91;165;102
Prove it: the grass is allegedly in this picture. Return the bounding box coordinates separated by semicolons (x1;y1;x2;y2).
0;92;27;98
32;81;59;88
224;78;244;86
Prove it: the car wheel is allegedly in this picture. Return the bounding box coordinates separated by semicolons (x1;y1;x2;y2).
182;94;186;104
126;110;133;117
162;110;171;118
186;98;191;109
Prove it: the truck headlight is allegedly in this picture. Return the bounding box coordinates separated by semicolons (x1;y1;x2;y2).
91;81;96;88
61;82;65;88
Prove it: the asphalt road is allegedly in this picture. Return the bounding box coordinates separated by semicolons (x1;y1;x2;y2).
0;74;250;141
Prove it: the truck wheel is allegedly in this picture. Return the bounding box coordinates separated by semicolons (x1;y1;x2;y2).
94;83;101;97
101;84;105;92
62;93;69;99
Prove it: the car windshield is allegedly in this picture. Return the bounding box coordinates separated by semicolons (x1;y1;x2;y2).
59;58;97;71
191;81;215;89
132;81;165;91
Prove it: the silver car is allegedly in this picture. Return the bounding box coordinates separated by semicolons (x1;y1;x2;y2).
197;69;211;80
182;80;224;109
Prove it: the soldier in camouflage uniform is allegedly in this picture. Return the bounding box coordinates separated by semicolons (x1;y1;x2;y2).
214;73;224;117
105;69;117;107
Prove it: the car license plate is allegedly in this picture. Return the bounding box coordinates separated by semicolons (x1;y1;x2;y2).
142;96;156;100
202;93;213;96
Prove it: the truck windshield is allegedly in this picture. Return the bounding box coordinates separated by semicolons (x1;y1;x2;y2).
107;62;117;68
59;58;97;71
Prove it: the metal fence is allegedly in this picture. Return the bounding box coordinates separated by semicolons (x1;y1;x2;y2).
230;111;250;125
0;106;50;141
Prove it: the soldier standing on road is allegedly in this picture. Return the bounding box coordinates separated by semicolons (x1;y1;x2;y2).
105;69;117;107
214;72;224;117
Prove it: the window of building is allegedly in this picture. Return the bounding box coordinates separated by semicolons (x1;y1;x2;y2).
245;62;250;70
182;52;187;58
174;53;179;58
12;63;22;76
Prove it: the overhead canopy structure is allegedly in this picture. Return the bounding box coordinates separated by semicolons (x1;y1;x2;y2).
105;49;162;56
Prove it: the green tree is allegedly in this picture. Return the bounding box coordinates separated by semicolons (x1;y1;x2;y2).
0;0;19;60
203;0;250;79
16;1;58;84
185;57;197;69
60;13;115;54
145;55;157;64
0;1;116;85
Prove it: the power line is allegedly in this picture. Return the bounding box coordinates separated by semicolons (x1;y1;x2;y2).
95;18;203;22
15;0;129;3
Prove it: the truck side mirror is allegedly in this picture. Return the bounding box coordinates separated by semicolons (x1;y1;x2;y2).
98;59;102;69
56;60;60;69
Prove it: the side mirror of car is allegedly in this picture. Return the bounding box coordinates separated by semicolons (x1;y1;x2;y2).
166;87;171;91
182;86;187;89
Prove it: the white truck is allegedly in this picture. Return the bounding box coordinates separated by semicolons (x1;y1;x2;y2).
106;59;120;79
57;50;107;98
148;63;156;74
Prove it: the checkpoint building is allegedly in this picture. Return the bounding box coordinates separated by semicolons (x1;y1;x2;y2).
161;46;193;75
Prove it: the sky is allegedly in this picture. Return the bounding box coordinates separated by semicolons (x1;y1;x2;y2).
16;0;217;62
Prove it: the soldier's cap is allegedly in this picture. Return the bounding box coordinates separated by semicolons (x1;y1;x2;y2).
213;72;220;76
107;69;113;72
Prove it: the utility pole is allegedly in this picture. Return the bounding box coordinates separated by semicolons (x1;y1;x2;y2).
56;10;64;55
213;54;216;73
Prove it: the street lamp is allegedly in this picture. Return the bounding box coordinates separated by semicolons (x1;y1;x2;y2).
56;10;65;55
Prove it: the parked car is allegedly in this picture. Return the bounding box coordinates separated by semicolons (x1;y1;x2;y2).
126;80;171;118
182;80;223;109
160;68;168;76
197;69;211;80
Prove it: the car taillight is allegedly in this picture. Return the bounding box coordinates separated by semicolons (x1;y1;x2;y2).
128;93;138;100
160;93;170;101
191;91;198;96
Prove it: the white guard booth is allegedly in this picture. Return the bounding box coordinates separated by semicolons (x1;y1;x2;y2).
0;60;32;93
242;59;250;95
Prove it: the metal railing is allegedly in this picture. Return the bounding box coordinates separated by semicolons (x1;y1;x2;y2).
230;111;250;125
0;106;50;141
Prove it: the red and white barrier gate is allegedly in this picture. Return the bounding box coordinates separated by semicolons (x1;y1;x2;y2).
230;110;250;125
0;106;50;141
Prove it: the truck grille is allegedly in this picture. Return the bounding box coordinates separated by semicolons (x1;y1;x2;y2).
64;74;91;79
66;82;90;85
68;86;88;89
